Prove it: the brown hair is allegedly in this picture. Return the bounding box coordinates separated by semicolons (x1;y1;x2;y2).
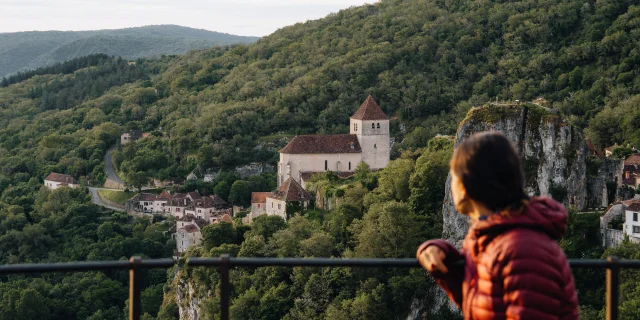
450;131;529;213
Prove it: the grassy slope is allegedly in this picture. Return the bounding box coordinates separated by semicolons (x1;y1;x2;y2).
98;189;135;205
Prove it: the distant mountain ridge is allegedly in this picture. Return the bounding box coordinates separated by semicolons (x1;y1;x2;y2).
0;25;259;77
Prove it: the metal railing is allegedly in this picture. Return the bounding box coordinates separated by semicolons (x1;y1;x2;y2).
0;256;637;320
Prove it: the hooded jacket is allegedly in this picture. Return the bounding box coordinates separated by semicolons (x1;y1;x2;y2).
417;197;579;319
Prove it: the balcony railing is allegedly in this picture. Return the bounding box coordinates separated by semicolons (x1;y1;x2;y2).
0;256;637;320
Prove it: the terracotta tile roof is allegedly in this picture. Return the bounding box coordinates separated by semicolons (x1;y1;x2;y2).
627;202;640;211
158;190;172;200
211;194;227;206
299;171;355;182
251;192;268;203
622;199;640;206
188;191;202;200
181;224;200;233
193;197;213;208
280;134;361;154
625;154;640;166
221;214;233;223
45;172;78;184
177;214;196;222
270;178;311;202
135;193;161;201
178;214;207;229
350;95;388;120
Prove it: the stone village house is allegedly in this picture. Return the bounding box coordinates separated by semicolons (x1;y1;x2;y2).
600;199;640;248
246;178;312;223
44;172;80;190
120;130;149;145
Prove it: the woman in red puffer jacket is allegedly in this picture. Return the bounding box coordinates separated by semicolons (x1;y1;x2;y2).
417;131;579;320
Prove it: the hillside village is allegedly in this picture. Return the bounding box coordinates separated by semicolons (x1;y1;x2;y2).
44;96;392;254
42;98;640;255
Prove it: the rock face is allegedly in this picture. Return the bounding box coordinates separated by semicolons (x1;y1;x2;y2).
235;162;276;179
587;159;624;208
442;104;588;245
176;275;205;320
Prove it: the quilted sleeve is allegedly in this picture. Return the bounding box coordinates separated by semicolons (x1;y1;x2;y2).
417;239;466;307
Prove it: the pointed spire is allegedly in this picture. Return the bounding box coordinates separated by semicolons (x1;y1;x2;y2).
351;95;388;120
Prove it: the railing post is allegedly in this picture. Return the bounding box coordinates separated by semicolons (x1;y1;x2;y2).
606;256;619;320
129;256;142;320
220;254;231;320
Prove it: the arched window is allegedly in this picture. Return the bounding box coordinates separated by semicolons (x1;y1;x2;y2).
371;123;375;129
377;123;380;129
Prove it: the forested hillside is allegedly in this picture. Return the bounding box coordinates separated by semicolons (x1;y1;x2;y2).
2;0;640;319
0;25;259;78
110;0;640;182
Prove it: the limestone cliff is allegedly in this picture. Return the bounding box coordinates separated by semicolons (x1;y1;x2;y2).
442;104;589;245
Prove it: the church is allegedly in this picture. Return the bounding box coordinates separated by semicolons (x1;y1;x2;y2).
278;96;390;188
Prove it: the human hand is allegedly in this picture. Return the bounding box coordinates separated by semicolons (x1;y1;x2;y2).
417;245;448;273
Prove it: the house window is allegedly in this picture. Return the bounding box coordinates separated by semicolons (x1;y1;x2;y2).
325;160;328;171
377;123;380;129
198;210;201;213
278;204;281;210
177;208;180;212
634;212;638;222
349;162;351;170
371;123;375;129
272;202;274;208
258;204;261;208
354;123;357;131
374;144;377;148
634;226;640;233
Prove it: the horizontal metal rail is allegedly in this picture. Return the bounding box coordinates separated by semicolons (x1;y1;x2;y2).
0;256;635;320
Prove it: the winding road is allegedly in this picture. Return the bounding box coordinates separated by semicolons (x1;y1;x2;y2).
105;145;125;185
88;187;125;212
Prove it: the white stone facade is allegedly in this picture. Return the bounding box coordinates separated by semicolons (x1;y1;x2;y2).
44;180;79;190
176;227;202;253
624;209;640;237
266;197;287;220
350;118;390;170
278;153;362;186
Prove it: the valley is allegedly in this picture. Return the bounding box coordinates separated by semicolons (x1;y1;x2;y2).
2;0;640;319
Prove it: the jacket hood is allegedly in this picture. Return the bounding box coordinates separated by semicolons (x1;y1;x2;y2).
470;196;568;242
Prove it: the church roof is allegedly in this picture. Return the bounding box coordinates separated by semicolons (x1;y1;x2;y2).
270;178;311;202
351;96;388;120
280;134;361;154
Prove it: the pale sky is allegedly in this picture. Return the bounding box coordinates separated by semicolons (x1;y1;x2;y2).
0;0;376;37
